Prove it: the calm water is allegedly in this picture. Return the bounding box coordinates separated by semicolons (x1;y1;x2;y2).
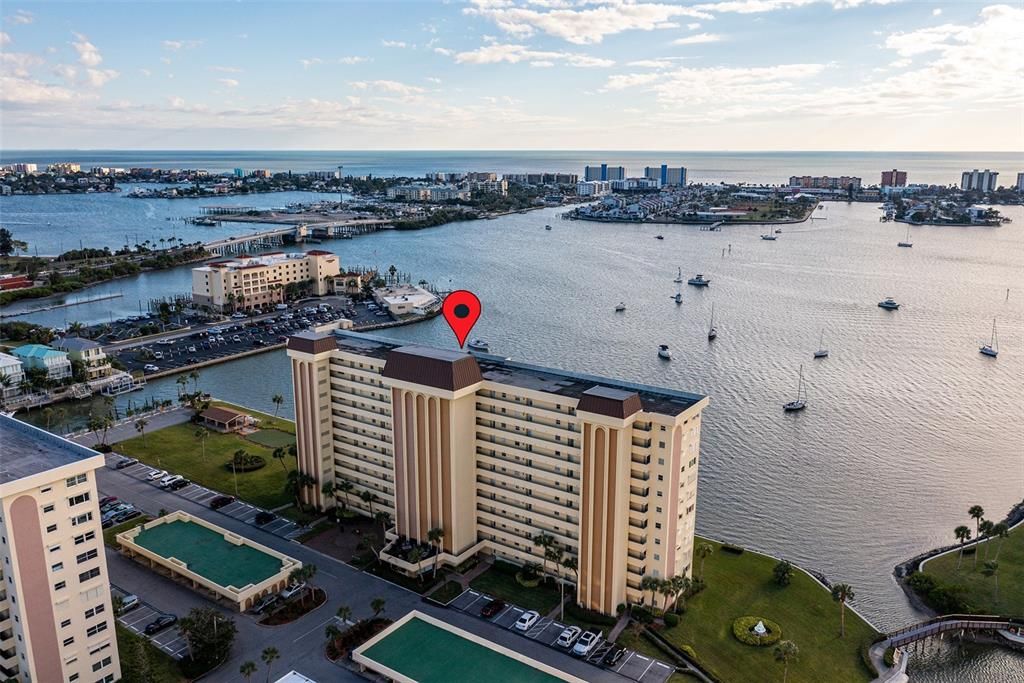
8;166;1024;680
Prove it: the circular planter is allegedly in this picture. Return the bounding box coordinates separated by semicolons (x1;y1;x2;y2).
515;572;541;588
732;616;782;646
224;455;266;472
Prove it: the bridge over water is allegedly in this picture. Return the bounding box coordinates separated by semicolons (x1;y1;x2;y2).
202;218;392;255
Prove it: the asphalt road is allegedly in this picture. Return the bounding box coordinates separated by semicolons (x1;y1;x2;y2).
96;464;633;683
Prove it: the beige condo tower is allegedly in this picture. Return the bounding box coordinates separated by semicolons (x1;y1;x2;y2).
287;330;708;615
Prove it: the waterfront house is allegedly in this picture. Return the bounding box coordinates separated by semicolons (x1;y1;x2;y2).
11;344;72;382
0;352;26;400
52;336;112;380
199;406;252;433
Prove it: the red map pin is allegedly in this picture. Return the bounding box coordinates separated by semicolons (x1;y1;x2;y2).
442;290;482;348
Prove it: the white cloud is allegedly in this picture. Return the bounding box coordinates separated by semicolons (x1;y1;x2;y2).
687;22;703;30
381;40;408;48
932;8;942;16
339;56;369;65
211;65;244;73
348;80;426;96
300;58;324;69
425;76;443;84
140;68;152;77
302;56;370;68
454;43;614;67
72;34;103;67
672;32;722;45
530;60;555;67
160;57;172;65
1;75;81;105
433;47;455;56
2;52;44;78
0;32;10;47
6;9;34;25
218;78;239;87
693;0;898;14
85;68;119;87
54;64;78;83
162;39;201;51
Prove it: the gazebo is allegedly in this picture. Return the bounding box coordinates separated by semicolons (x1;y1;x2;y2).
199;406;250;433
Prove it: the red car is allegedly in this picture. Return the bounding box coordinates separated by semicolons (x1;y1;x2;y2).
480;599;507;618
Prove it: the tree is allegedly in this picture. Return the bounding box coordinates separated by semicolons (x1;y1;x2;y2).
239;661;257;681
408;547;424;581
979;519;995;562
992;522;1010;560
194;427;209;460
178;606;237;671
336;604;352;624
641;575;658;607
176;375;188;397
982;560;1000;604
371;597;386;618
120;635;153;683
658;578;675;612
376;510;392;539
831;584;854;638
286;469;316;509
670;574;691;612
261;647;279;683
42;407;54;430
272;393;284;417
134;418;149;445
532;532;556;582
968;505;985;543
773;560;794;587
337;479;354;511
189;369;201;391
360;488;378;515
272;446;289;471
774;640;799;683
954;525;972;570
427;526;444;578
0;228;14;257
696;542;714;578
321;481;336;509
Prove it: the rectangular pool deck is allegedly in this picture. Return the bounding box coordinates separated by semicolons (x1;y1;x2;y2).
354;611;587;683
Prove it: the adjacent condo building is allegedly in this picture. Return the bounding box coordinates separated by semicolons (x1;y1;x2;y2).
881;169;908;187
643;166;687;187
192;250;340;312
961;169;999;192
584;165;626;182
287;331;708;616
0;416;121;683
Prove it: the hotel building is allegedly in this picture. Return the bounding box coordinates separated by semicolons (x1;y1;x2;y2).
584;165;626;182
788;175;862;191
961;169;999;192
881;169;908;187
644;166;687;187
192;250;340;313
287;331;708;616
0;416;121;683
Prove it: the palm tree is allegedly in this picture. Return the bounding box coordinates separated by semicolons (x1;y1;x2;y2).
408;547;424;581
657;578;675;612
134;417;149;445
831;584;854;638
982;560;999;604
68;320;85;336
324;622;342;644
640;575;658;607
260;647;279;683
375;511;392;540
360;488;378;515
42;407;54;430
532;532;556;582
272;447;289;471
370;597;386;618
321;481;335;509
671;574;691;612
992;522;1010;560
337;479;354;511
421;525;444;572
336;604;352;625
239;661;257;681
968;505;985;542
774;640;799;683
979;519;995;562
194;427;209;460
175;375;188;397
271;393;284;417
954;525;972;570
696;542;714;578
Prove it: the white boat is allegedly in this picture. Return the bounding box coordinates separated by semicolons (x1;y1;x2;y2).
673;267;683;284
467;339;489;351
979;318;998;357
545;225;552;231
783;365;807;411
898;225;913;248
707;304;717;341
878;297;900;310
615;302;626;312
760;233;777;241
687;274;710;287
813;330;829;359
673;292;683;305
658;344;672;359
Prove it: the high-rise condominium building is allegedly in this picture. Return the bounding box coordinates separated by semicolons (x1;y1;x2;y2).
643;165;687;187
881;169;908;187
961;169;999;192
584;165;626;182
287;331;708;615
0;416;121;683
191;250;340;313
1016;172;1024;192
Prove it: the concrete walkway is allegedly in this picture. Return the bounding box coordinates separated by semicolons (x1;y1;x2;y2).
70;406;192;447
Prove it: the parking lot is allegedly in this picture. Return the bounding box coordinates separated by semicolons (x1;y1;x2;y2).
112;585;189;659
104;454;305;540
449;589;675;683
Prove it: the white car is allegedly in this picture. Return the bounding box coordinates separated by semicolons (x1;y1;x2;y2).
187;345;197;353
556;625;582;648
144;364;160;372
514;610;540;632
275;304;288;310
119;594;140;614
151;351;163;360
147;469;167;481
572;631;601;657
231;312;247;319
158;474;181;488
279;582;306;600
156;339;175;346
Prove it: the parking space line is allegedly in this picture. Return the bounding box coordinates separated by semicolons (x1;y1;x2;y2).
614;652;638;673
638;659;656;680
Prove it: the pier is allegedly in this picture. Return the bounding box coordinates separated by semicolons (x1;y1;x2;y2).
1;292;124;318
201;219;392;255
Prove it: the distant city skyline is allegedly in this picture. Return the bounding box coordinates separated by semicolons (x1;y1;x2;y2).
2;1;1022;151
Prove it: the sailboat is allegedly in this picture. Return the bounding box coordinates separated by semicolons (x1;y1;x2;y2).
783;365;807;411
674;267;683;284
707;304;717;341
979;318;998;357
898;225;913;248
813;330;829;358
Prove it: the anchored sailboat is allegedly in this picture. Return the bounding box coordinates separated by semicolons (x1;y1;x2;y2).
707;304;717;341
813;330;828;358
979;318;999;357
783;365;807;411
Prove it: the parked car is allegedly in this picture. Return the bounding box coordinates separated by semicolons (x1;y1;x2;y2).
514;610;540;632
480;599;506;618
156;339;175;346
151;351;163;360
114;457;138;469
232;335;242;342
168;478;190;491
603;646;626;666
556;625;582;648
158;474;182;488
187;345;197;353
251;594;278;614
209;495;235;510
112;509;141;524
102;504;132;519
98;496;117;507
254;511;275;525
146;469;167;481
279;582;306;601
118;594;140;614
143;364;160;372
144;614;177;635
572;631;601;657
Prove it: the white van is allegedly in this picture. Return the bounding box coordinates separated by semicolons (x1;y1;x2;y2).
275;303;288;310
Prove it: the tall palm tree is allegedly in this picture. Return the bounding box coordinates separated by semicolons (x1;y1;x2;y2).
532;532;556;581
831;584;854;638
696;542;714;578
370;597;386;618
336;604;352;625
175;375;188;396
657;578;676;612
375;511;392;540
671;574;691;612
360;488;377;515
337;479;354;511
42;407;54;430
189;369;200;391
427;526;444;578
992;522;1010;560
239;661;257;681
968;505;985;542
321;481;335;509
272;447;289;471
194;427;209;460
271;393;284;417
954;526;972;570
260;647;279;683
979;519;995;562
134;417;149;445
981;560;999;604
640;575;658;607
774;640;799;683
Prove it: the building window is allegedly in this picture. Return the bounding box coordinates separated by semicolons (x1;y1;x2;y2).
68;492;91;507
63;636;75;646
657;474;664;481
656;490;663;497
69;674;79;682
71;512;93;526
66;474;88;487
43;504;55;513
55;581;67;590
78;567;101;583
51;562;64;571
658;458;665;466
85;621;108;637
84;604;105;619
61;619;72;628
74;531;96;545
49;544;62;553
658;441;665;449
76;549;99;564
655;522;662;529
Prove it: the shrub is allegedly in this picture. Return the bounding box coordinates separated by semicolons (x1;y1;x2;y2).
731;616;782;646
884;646;896;668
664;612;680;628
773;560;793;586
632;605;655;624
722;544;745;555
225;453;266;472
515;572;541;588
566;602;618;626
906;573;971;614
616;603;626;615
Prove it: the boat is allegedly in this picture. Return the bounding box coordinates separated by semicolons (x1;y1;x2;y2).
673;267;683;284
687;274;710;287
673;292;683;305
813;330;828;358
658;344;672;359
898;225;913;248
783;365;807;411
878;297;900;310
615;302;626;312
979;318;998;357
655;235;664;240
467;339;489;351
760;233;777;241
707;304;717;341
774;228;782;234
545;225;552;231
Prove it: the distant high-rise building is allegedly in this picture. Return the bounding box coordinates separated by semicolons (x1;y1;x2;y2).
644;165;687;187
576;180;612;196
881;169;907;187
788;175;861;190
1016;172;1024;192
584;164;625;182
961;169;998;192
10;163;37;174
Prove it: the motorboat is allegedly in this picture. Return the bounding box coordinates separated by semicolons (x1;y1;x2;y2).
658;344;671;359
545;225;552;231
878;297;900;310
687;274;710;287
898;225;913;247
980;318;998;357
813;330;829;359
655;235;664;240
673;292;683;305
467;339;489;351
673;267;683;284
760;233;777;241
615;302;626;312
783;365;807;411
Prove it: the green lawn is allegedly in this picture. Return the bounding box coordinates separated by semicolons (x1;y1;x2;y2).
244;429;296;449
114;421;291;509
211;400;295;434
469;564;562;615
660;538;879;683
116;624;184;682
430;580;466;605
921;521;1023;615
103;516;152;548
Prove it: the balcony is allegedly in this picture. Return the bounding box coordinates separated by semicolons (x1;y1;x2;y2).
627;549;646;561
630;486;649;497
629;502;648;514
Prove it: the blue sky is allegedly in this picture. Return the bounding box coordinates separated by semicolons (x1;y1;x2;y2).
2;1;1021;150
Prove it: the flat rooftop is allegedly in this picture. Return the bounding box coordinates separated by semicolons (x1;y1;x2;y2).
0;415;101;485
358;614;575;683
132;519;284;588
325;331;704;416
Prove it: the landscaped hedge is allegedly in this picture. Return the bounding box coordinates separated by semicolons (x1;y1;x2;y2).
567;602;618;627
664;612;680;627
906;573;971;614
721;543;745;555
224;453;266;472
515;572;541;588
731;616;782;646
